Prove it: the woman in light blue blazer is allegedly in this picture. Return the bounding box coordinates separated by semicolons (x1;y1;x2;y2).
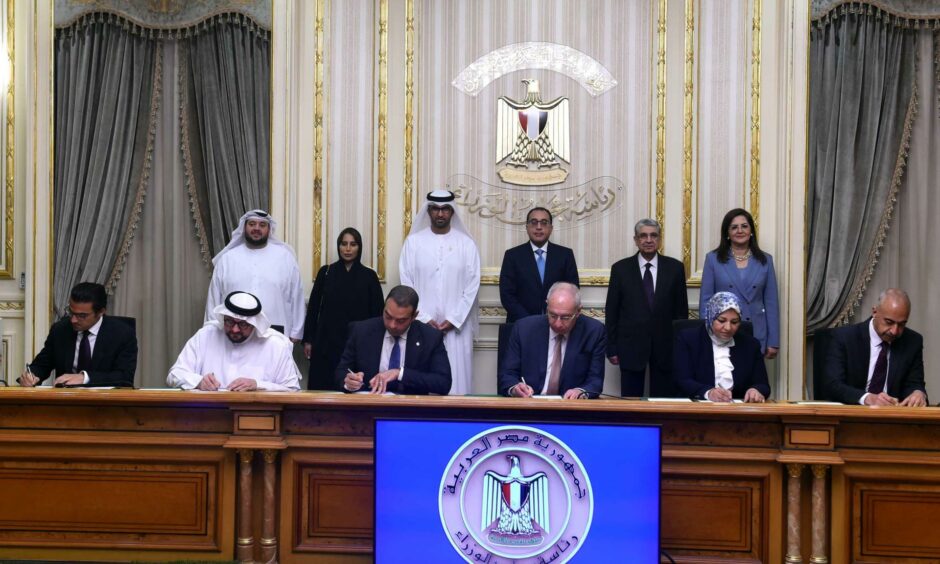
699;208;779;358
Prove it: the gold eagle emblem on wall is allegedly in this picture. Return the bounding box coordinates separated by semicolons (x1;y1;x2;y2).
496;79;570;186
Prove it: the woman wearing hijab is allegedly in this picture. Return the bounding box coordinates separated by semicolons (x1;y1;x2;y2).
303;227;384;390
699;208;779;359
674;292;770;402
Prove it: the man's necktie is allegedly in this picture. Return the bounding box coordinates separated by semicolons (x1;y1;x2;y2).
388;336;401;370
546;335;563;395
867;342;889;393
77;331;91;372
536;249;546;284
643;263;655;307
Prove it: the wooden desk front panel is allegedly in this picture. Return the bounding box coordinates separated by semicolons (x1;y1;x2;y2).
2;391;940;563
0;395;236;561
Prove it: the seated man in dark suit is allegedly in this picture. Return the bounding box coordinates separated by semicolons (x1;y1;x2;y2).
497;207;579;372
498;282;606;399
18;282;138;387
336;285;451;395
823;288;928;406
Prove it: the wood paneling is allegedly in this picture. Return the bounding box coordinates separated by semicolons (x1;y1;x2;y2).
3;389;940;562
661;469;772;563
853;481;940;561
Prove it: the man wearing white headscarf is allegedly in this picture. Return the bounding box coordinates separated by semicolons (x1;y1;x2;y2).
169;291;301;391
205;210;306;341
399;190;481;395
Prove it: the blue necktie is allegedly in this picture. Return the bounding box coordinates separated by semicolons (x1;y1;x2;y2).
388;337;401;370
535;249;546;283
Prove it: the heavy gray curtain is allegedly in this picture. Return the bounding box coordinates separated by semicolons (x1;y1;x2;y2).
848;30;940;405
111;42;211;388
180;15;271;259
53;15;161;312
806;7;919;332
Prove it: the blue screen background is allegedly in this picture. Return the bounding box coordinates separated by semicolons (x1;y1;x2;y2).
374;420;660;563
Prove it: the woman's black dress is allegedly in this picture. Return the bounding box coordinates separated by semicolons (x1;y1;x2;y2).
302;260;383;390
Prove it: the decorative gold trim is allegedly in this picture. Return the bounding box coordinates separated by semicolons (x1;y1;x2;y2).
312;0;325;271
178;47;212;266
749;0;762;223
477;305;606;319
681;0;695;283
376;0;388;281
1;0;14;279
0;300;23;311
480;269;612;287
655;0;667;240
48;0;55;317
403;0;414;237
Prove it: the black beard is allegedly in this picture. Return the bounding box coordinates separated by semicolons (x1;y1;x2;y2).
245;234;269;248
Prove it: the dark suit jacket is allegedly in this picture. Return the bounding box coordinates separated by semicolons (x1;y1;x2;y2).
673;326;770;400
605;253;689;370
497;314;606;397
499;241;579;323
822;320;927;405
28;316;138;387
334;317;451;395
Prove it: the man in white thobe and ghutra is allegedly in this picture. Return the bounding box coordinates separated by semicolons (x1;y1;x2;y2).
399;190;481;395
168;291;301;391
205;210;306;341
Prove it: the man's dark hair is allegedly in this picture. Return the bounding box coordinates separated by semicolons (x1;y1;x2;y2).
70;282;108;312
526;207;553;224
386;285;419;311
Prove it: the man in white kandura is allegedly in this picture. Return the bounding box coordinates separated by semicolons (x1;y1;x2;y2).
168;291;301;391
205;210;305;341
399;190;481;395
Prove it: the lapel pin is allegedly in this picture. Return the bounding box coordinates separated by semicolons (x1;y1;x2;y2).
416;341;421;347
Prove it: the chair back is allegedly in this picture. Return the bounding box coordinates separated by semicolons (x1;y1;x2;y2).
109;315;136;331
812;328;835;400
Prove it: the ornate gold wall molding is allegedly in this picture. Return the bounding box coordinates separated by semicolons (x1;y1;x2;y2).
0;300;23;311
376;0;388;281
312;0;324;271
749;0;762;224
402;0;414;238
655;0;667;241
682;0;696;285
1;0;14;279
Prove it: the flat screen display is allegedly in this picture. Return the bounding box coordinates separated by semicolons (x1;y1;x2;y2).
374;419;661;563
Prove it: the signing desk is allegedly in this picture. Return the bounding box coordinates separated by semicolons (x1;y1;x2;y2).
0;390;939;563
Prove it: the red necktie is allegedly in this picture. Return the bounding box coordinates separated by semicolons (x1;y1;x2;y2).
546;335;563;394
867;342;888;394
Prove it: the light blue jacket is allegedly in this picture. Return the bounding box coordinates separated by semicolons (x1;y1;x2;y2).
699;250;779;352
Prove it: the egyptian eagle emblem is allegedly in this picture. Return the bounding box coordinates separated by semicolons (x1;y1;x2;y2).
481;454;550;545
496;79;570;186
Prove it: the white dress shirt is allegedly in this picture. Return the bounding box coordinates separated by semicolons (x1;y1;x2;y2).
859;320;890;405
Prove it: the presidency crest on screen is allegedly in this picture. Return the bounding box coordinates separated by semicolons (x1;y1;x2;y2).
439;425;593;563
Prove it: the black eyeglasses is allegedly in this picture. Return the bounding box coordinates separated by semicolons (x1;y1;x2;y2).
527;219;551;227
65;309;93;320
223;318;252;331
